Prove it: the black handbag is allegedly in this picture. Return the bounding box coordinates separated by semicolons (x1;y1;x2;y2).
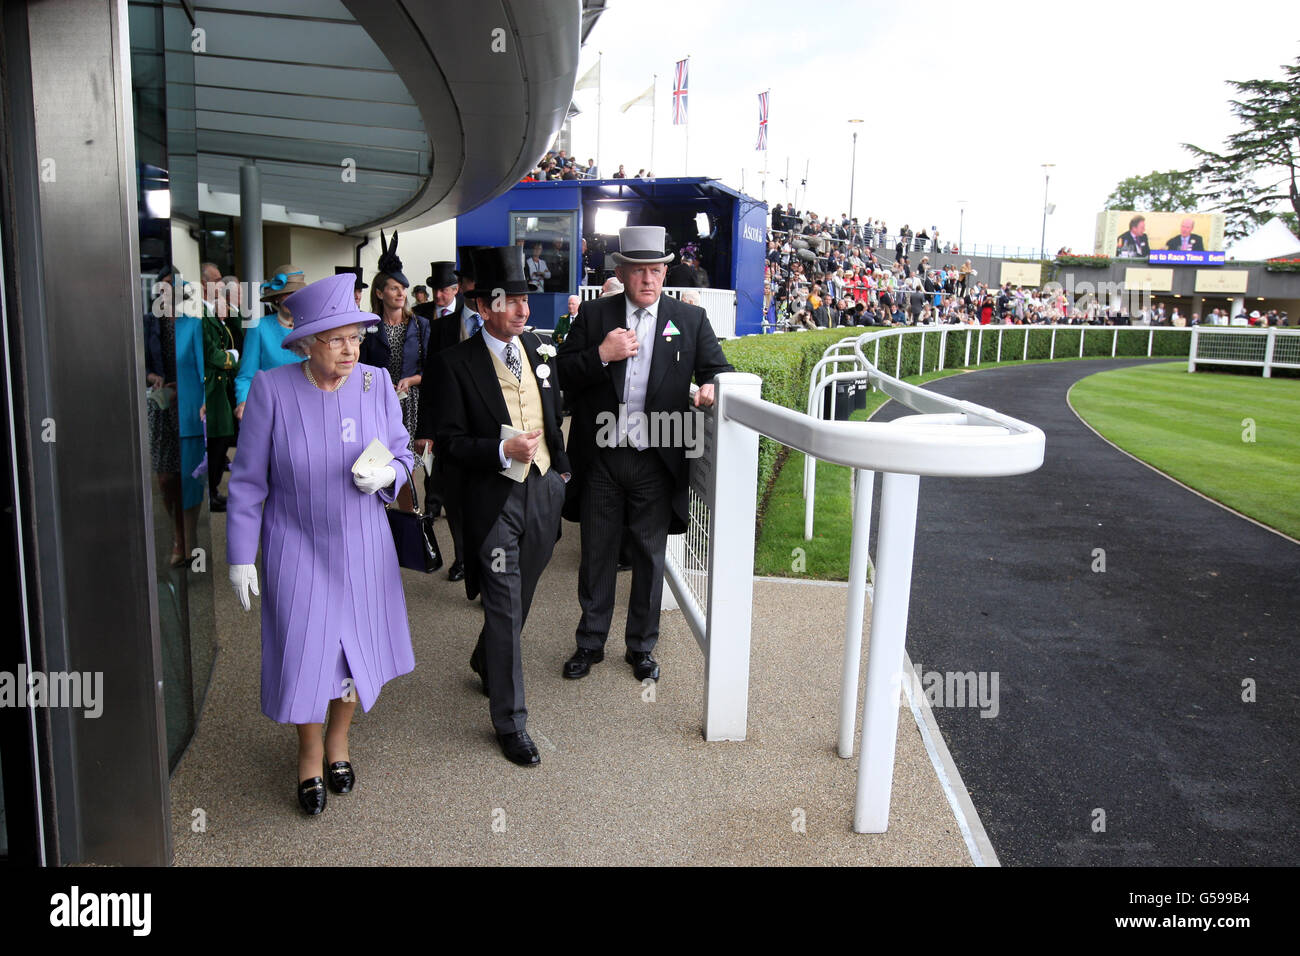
386;458;443;573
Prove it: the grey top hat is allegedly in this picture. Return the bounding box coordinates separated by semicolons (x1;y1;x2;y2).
613;226;674;265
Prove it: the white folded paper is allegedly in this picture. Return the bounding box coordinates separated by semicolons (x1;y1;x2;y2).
352;437;395;475
499;424;529;483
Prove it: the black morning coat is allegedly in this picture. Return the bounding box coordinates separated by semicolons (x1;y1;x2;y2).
555;292;733;535
431;329;570;600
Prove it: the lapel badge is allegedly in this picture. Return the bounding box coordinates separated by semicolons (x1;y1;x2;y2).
536;343;556;388
363;370;373;392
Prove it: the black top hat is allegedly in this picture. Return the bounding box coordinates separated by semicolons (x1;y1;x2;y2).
426;261;457;290
454;245;484;280
334;265;368;290
467;246;530;300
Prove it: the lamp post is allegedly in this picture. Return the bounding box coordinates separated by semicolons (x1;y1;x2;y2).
847;118;864;222
957;200;967;254
1040;163;1055;260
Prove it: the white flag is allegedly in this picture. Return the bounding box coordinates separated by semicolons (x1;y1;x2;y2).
575;61;600;92
621;83;654;113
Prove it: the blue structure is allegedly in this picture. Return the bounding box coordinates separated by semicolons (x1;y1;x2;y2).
456;177;769;336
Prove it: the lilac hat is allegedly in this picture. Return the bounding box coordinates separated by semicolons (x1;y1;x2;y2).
280;273;380;347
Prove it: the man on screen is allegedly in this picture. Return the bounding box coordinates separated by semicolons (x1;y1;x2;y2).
1164;217;1205;252
1116;215;1151;258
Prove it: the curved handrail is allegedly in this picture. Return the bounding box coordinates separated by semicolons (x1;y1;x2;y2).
727;393;1044;477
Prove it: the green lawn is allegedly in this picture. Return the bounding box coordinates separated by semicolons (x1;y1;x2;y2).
1069;362;1300;540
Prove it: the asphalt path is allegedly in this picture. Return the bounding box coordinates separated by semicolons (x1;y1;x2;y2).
870;358;1300;866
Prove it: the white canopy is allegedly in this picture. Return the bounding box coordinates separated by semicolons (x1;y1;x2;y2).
1225;217;1300;261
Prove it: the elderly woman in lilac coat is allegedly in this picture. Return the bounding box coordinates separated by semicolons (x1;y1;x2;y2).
226;272;415;815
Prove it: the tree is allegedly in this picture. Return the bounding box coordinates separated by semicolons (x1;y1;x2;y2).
1184;55;1300;240
1104;169;1200;212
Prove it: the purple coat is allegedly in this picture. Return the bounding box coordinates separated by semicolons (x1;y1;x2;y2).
226;361;415;724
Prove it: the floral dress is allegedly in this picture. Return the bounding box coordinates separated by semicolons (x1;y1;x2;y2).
383;321;419;454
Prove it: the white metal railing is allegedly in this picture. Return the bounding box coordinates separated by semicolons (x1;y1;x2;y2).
664;360;1045;833
799;326;1288;520
1189;326;1300;377
802;324;1199;539
578;285;737;339
663;376;760;743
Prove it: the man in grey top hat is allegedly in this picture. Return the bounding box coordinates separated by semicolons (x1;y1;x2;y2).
556;226;733;683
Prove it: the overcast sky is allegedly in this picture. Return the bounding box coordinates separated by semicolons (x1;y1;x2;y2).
569;0;1298;253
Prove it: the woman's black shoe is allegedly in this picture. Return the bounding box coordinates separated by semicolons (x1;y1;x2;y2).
326;761;355;794
298;776;327;814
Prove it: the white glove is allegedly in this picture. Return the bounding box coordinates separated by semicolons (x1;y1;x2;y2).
229;564;259;611
226;348;240;364
353;463;396;495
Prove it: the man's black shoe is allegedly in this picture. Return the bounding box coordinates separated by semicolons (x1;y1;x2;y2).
563;647;604;679
209;494;227;513
625;650;660;681
496;730;540;766
447;560;465;582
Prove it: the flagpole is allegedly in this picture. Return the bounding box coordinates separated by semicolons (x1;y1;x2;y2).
683;55;689;177
651;73;657;175
596;51;602;176
762;88;770;202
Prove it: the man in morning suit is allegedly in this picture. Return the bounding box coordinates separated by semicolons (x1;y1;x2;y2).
1164;217;1205;252
415;256;484;582
555;225;733;683
431;246;571;766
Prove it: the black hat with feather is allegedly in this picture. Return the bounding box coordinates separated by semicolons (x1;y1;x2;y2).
377;230;409;288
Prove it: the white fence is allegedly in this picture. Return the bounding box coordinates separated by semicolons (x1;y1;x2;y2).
800;323;1294;536
664;352;1045;833
802;324;1188;537
579;285;737;339
1189;325;1300;377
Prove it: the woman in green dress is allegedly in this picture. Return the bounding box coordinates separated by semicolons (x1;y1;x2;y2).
200;300;238;511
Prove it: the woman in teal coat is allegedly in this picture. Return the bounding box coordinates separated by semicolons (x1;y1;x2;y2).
234;287;301;419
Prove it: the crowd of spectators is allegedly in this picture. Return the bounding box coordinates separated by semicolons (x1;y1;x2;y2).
521;150;658;184
521;149;599;182
761;204;1284;330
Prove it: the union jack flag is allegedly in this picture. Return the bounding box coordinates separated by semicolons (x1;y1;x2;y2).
672;58;689;125
756;91;769;151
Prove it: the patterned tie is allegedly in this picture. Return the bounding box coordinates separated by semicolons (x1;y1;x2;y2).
504;341;522;380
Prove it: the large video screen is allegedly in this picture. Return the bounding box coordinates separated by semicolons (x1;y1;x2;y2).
1095;210;1226;264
